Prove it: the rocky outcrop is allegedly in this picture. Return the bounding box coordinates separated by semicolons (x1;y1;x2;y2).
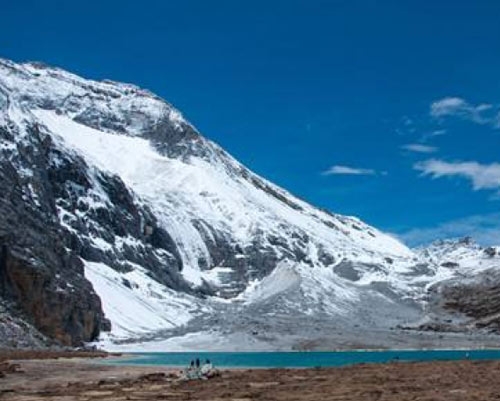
0;300;50;348
0;244;107;345
46;145;189;293
0;121;110;346
439;269;500;332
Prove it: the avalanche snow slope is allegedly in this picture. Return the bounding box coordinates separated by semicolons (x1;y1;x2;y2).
2;57;483;350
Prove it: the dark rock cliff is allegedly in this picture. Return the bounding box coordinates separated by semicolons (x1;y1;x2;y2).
0;124;109;345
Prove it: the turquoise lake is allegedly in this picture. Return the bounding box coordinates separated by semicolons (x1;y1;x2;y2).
111;350;500;369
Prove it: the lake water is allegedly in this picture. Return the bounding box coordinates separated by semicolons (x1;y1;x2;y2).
110;349;500;368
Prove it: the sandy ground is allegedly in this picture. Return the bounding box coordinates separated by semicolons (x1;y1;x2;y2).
2;353;500;400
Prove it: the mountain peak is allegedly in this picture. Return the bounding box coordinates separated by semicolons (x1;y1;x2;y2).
2;57;495;351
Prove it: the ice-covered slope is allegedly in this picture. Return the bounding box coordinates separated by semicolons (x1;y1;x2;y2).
1;57;499;350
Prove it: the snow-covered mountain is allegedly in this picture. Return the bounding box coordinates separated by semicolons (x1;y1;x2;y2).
0;58;499;350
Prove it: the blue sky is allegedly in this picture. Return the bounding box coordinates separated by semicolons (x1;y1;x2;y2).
3;0;500;246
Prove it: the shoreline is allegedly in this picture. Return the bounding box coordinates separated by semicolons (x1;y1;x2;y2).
2;355;500;400
100;346;500;353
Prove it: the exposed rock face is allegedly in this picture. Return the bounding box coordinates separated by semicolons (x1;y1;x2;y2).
429;269;500;333
0;124;109;345
0;300;50;348
46;145;188;292
0;246;105;345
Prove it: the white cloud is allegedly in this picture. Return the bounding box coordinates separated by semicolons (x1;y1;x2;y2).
431;129;447;136
401;143;438;153
430;96;498;127
415;159;500;191
419;129;447;143
430;97;469;117
322;165;377;176
399;213;500;246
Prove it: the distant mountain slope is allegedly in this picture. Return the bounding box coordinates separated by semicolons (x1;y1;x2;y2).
414;238;500;334
0;58;499;350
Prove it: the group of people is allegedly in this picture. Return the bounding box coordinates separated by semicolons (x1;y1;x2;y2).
189;358;213;373
182;357;217;380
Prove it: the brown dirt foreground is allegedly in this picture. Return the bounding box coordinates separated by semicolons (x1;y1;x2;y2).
2;356;500;401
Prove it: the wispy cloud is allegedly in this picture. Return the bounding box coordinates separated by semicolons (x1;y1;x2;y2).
420;129;447;142
322;165;377;176
430;96;499;127
401;143;438;154
399;213;500;246
415;159;500;192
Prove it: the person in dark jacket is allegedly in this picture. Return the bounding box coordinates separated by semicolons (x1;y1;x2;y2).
195;358;200;368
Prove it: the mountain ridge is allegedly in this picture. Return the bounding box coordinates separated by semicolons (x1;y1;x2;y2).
0;57;498;350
